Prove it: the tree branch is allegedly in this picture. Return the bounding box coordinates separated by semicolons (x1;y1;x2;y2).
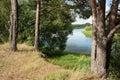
105;11;111;21
40;5;70;16
90;0;97;24
90;0;97;9
90;0;97;31
106;0;119;35
108;0;119;28
107;23;120;41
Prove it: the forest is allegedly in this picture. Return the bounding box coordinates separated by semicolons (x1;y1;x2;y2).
0;0;120;80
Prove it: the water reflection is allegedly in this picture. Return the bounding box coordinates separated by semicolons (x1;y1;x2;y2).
65;29;92;53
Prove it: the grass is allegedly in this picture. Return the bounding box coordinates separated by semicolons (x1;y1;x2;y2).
0;43;69;80
0;43;99;80
47;51;90;72
0;43;119;80
0;58;6;67
83;30;92;37
82;26;92;37
45;50;120;80
44;72;69;80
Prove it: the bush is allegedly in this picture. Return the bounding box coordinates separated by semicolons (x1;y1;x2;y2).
109;52;120;80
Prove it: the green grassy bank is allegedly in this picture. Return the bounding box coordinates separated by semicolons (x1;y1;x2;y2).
46;50;120;80
46;51;90;72
82;26;92;37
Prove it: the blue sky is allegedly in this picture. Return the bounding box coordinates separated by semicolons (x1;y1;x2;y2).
72;1;110;24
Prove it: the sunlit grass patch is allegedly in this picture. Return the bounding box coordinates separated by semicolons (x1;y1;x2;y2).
82;26;92;38
82;30;92;37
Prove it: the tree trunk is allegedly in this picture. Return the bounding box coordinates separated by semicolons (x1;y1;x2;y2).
91;0;108;78
10;0;18;51
91;37;113;79
91;40;107;78
34;0;40;51
90;0;119;79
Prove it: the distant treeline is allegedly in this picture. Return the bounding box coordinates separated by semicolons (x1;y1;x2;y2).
71;23;91;29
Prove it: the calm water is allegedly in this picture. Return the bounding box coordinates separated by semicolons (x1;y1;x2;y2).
65;28;92;53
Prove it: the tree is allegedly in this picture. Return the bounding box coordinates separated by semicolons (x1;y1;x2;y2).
34;0;40;51
90;0;120;78
10;0;18;51
39;0;75;52
67;0;91;19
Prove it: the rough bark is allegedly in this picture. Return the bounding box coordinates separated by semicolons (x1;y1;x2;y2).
90;0;97;74
90;0;107;78
34;0;40;51
90;0;119;79
10;0;18;51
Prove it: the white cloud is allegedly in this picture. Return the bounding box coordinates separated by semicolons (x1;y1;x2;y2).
72;2;110;25
106;4;110;11
72;15;92;25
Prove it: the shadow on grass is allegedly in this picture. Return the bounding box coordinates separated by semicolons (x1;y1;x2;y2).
17;49;34;53
42;50;90;58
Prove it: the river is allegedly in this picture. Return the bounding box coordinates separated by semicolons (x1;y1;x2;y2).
65;28;92;53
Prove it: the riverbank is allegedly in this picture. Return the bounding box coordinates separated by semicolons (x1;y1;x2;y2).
0;43;99;80
71;23;91;29
82;26;92;38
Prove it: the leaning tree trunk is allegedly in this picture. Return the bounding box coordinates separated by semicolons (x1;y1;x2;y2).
10;0;18;51
34;0;40;51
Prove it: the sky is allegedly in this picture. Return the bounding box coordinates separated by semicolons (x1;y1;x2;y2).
72;1;110;25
